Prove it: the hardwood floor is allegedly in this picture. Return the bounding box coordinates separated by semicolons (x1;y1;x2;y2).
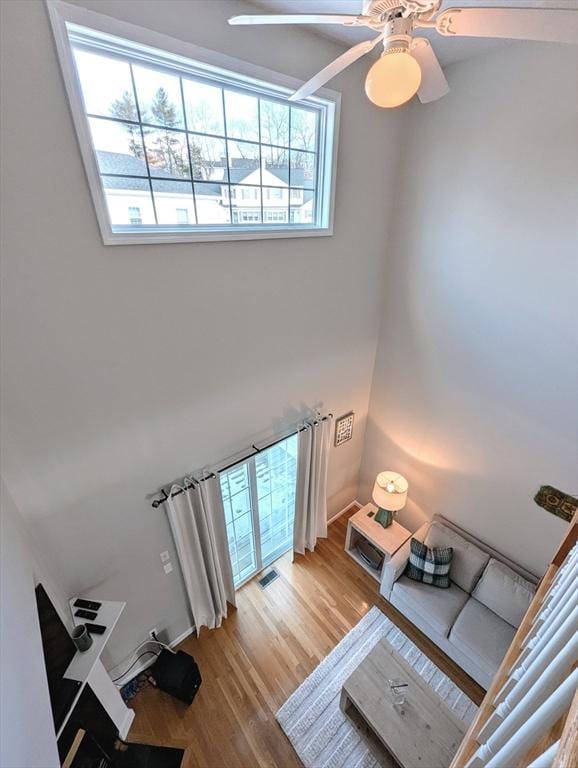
127;507;484;767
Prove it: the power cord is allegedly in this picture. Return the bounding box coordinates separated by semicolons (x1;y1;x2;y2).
112;651;159;683
112;632;175;687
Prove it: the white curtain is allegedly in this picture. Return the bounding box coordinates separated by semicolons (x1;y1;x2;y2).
165;475;235;634
293;417;332;556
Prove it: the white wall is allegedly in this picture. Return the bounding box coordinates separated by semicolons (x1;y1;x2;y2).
360;43;578;574
0;0;404;670
0;479;60;768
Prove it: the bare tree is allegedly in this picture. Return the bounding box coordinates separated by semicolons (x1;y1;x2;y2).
290;108;317;154
260;100;289;165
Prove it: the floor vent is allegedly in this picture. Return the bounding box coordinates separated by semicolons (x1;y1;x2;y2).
258;569;280;589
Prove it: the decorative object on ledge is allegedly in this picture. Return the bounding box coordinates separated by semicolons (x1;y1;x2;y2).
334;412;354;446
534;485;577;523
71;625;93;653
372;471;409;528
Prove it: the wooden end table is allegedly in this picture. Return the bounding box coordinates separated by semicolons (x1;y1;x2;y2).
340;638;467;768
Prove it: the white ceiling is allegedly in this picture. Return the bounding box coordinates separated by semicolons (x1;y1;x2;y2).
249;1;578;66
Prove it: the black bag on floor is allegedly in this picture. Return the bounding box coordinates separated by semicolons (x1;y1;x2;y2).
148;650;201;705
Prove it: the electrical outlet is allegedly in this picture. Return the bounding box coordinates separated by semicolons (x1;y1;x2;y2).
163;562;173;574
160;550;170;563
149;628;158;640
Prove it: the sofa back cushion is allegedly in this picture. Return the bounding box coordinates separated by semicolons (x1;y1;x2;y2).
472;558;536;628
425;521;490;593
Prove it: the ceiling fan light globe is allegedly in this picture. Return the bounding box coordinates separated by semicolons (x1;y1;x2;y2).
365;50;422;109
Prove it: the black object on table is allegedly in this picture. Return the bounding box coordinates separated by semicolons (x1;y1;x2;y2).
73;599;102;611
75;609;98;621
85;623;107;635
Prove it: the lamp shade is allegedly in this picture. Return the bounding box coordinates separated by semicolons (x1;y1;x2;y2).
365;50;422;109
372;471;408;512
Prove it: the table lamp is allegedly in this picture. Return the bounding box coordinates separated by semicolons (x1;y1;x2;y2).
372;471;408;528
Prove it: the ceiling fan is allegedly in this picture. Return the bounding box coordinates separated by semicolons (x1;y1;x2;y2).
228;1;578;108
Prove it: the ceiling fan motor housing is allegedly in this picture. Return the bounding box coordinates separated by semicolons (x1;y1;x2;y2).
400;0;441;14
362;0;440;19
382;15;414;52
362;0;402;16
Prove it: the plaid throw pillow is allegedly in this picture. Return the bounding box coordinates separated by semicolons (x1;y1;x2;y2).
405;538;453;589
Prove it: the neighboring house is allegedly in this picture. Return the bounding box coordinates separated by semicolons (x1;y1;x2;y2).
97;151;315;227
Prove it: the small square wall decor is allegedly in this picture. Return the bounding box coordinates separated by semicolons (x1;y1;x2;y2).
335;412;354;446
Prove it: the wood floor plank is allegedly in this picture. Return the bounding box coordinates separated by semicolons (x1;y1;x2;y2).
127;508;484;767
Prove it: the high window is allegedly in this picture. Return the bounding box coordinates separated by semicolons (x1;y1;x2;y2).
48;2;339;245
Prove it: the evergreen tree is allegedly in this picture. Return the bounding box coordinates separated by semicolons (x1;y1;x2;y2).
189;138;212;181
151;86;178;127
149;87;187;176
109;90;143;158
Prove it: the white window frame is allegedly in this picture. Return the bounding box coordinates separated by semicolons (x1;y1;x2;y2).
47;0;340;246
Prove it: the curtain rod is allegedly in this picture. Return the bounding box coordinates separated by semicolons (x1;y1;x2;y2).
151;474;215;508
151;414;332;508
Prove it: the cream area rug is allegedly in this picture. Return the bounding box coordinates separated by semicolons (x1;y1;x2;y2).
276;606;478;768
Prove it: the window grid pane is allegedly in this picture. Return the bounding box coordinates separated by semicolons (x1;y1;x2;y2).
220;466;257;586
256;434;298;567
71;41;325;234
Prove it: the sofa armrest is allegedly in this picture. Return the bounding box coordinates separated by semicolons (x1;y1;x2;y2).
380;521;430;601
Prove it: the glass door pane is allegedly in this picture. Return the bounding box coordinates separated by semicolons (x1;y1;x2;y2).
220;433;298;588
220;461;258;587
255;434;298;567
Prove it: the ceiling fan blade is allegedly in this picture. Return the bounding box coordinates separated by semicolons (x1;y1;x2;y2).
289;35;384;102
429;7;578;44
228;14;367;27
410;39;450;104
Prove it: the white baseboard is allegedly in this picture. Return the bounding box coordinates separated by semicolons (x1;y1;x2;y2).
327;499;362;525
170;625;195;647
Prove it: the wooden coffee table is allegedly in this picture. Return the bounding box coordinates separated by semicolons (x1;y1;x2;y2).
340;639;467;768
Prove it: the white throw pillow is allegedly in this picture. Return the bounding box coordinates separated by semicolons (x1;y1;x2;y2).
425;521;489;594
473;558;536;628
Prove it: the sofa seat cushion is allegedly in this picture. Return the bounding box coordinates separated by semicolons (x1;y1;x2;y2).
392;575;469;637
473;558;536;628
425;521;490;594
450;598;516;679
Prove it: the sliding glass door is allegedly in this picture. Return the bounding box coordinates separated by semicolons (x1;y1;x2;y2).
220;461;257;586
220;434;298;587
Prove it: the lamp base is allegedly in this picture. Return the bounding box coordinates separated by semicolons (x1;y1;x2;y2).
375;507;393;528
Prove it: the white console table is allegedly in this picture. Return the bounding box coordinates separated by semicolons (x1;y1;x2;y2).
345;503;411;583
56;598;135;741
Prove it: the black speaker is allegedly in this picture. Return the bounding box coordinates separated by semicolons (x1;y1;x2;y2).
356;539;384;571
148;650;201;705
